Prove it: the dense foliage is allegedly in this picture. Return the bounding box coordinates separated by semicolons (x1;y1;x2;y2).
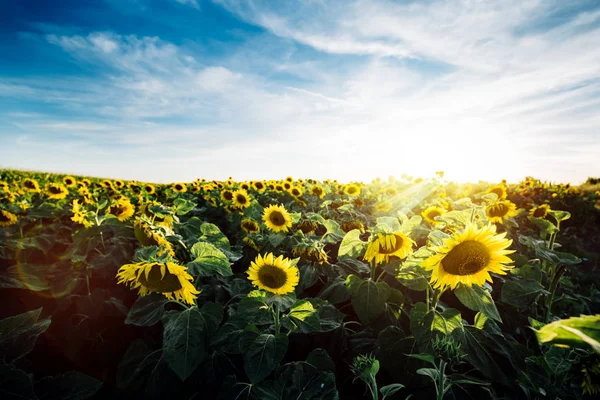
1;169;599;399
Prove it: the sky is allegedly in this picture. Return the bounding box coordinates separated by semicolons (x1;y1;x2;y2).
1;0;599;184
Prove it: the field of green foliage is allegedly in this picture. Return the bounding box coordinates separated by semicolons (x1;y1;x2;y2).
1;169;599;399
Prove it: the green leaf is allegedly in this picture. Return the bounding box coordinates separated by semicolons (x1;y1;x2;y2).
173;198;196;215
400;215;423;235
306;348;335;372
200;222;230;250
406;353;436;367
346;275;391;325
454;284;501;322
548;210;570;223
188;242;232;277
244;334;288;384
528;217;557;239
338;229;367;260
284;300;321;333
410;302;434;352
0;364;37;400
322;219;345;243
253;361;338;400
534;314;600;354
500;279;548;308
265;292;296;312
535;247;581;265
380;383;405;400
317;304;345;332
417;367;440;382
34;371;102;400
0;308;51;363
376;216;401;232
432;308;463;335
124;294;168;327
318;278;350;304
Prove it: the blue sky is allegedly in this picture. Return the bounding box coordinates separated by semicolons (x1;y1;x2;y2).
1;0;599;184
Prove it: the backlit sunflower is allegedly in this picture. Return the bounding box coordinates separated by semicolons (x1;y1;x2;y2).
0;209;18;227
341;221;365;233
294;220;319;234
241;218;261;234
345;184;360;196
486;185;507;200
116;262;199;305
107;198;135;222
144;184;156;195
221;189;234;202
485;200;517;224
63;176;77;187
232;189;251;208
422;206;446;225
133;218;175;256
247;253;299;295
22;178;40;192
364;231;415;265
263;204;293;233
375;200;392;212
292;243;328;264
46;183;69;200
310;185;326;199
172;183;187;193
530;204;551;219
422;223;515;290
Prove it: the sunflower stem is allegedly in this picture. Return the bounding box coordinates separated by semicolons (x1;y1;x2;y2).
370;261;377;281
426;286;431;311
167;300;189;309
544;264;566;323
375;269;386;283
273;303;281;335
85;266;91;296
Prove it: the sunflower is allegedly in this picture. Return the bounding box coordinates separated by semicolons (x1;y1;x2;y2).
341;221;365;233
422;223;515;290
22;178;40;192
172;183;187;193
345;184;360;196
243;236;260;251
485;200;517;224
71;200;92;228
46;183;69;200
116;262;199;305
247;253;299;295
143;184;156;195
375;200;392;212
283;182;292;191
486;185;507;200
81;178;91;187
240;182;251;191
253;181;266;192
263;204;293;233
364;231;415;265
102;179;114;189
241;218;261;234
422;206;446;225
221;189;234;202
232;189;251;208
63;176;77;187
285;176;294;183
310;185;326;199
0;209;18;227
294;220;319;235
0;181;9;191
530;204;551;219
107;198;135;222
290;186;303;198
292;244;328;264
133;218;175;256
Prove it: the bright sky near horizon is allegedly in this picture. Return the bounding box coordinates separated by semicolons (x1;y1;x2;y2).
1;0;599;184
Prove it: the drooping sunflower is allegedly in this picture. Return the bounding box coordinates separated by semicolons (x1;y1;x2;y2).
22;178;40;192
116;262;200;305
63;176;77;187
364;231;415;265
294;220;320;235
292;243;328;264
485;200;517;224
345;183;361;196
422;223;515;290
310;185;326;199
143;184;156;195
486;185;507;200
46;183;69;200
172;183;187;193
263;204;293;233
107;198;135;222
247;253;299;295
530;204;551;219
133;218;175;256
232;189;251;209
241;218;260;234
341;221;365;233
422;206;446;225
0;209;18;227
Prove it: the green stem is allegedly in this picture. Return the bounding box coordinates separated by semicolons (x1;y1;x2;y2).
166;300;189;309
544;264;566;323
426;286;431;311
273;303;281;335
370;261;377;281
370;376;379;400
375;269;386;283
85;266;91;296
437;360;447;400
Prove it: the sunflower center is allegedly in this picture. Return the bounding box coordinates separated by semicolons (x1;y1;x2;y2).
312;187;323;196
490;188;503;197
242;221;258;231
255;183;264;190
292;189;300;196
378;234;403;254
347;187;357;194
488;203;509;218
533;207;547;218
138;263;183;293
269;211;285;226
441;240;490;275
65;179;73;185
48;186;63;194
24;181;36;189
175;184;182;190
110;205;128;216
145;186;153;193
427;210;441;219
257;264;288;289
0;212;11;222
236;194;247;204
223;191;233;201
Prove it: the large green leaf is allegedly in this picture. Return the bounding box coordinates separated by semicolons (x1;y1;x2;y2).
243;334;288;384
528;217;557;239
338;229;367;260
254;361;338;400
187;242;232;277
534;315;600;354
0;364;37;400
454;284;501;322
0;308;51;363
124;294;168;327
500;279;548;309
410;302;434;352
346;275;390;325
432;308;463;335
200;222;231;250
283;300;321;333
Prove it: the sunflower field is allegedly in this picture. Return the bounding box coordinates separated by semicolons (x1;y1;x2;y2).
1;170;600;400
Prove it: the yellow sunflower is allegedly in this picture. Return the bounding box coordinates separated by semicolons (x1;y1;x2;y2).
530;204;551;219
63;176;77;187
143;184;156;195
422;223;515;290
247;253;299;295
241;218;261;234
0;209;18;227
22;178;40;193
310;185;326;199
133;218;175;256
422;206;446;225
292;244;328;265
252;181;266;192
113;180;125;189
375;200;392;212
116;262;200;305
485;200;517;224
232;189;251;209
289;186;303;198
240;182;251;191
283;182;292;191
486;185;507;200
364;231;415;265
81;178;91;187
345;184;361;196
263;204;293;233
107;198;135;222
71;200;92;228
172;183;187;193
0;181;9;191
220;189;234;202
46;183;69;200
285;176;294;183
